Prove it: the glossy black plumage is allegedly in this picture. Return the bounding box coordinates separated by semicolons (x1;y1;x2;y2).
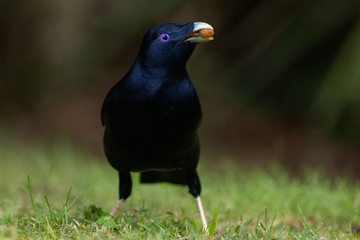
101;22;213;226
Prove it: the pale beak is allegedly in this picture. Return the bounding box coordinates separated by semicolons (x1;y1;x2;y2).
183;22;214;43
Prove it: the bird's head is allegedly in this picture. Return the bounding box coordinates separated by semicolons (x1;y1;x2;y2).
137;22;214;74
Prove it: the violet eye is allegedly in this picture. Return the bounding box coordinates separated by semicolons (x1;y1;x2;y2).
159;33;170;42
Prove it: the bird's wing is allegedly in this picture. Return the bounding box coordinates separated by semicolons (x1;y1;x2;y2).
101;78;134;127
101;88;116;126
100;98;108;126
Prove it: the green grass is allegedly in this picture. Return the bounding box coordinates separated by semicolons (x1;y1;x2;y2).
0;140;360;239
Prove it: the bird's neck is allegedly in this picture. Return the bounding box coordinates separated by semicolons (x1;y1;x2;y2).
136;58;188;79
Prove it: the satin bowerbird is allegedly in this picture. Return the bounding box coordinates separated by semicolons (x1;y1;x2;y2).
101;22;214;230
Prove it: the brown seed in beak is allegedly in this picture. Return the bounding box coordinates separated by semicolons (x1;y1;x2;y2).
183;28;214;41
198;28;214;38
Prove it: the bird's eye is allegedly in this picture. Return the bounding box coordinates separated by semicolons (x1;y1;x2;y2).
159;33;170;42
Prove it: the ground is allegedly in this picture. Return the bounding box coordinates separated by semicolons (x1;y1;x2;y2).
0;140;359;239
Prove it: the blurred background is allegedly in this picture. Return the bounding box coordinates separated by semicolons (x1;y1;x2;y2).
1;0;359;177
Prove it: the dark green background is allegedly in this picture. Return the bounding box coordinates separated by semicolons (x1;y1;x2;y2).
1;0;359;176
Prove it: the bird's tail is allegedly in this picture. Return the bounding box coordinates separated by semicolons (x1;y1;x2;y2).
140;169;189;185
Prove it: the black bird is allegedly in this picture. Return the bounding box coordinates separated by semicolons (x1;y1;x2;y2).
101;22;214;229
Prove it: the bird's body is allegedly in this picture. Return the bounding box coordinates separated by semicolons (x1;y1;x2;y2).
102;66;201;172
101;22;214;229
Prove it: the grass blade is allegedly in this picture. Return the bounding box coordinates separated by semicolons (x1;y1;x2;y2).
64;205;68;226
67;179;93;211
63;186;72;225
208;210;218;237
65;186;72;206
27;175;38;217
44;193;55;225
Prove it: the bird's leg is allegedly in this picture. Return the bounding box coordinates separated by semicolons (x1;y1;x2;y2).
109;198;124;217
195;195;208;231
187;170;207;231
109;171;132;218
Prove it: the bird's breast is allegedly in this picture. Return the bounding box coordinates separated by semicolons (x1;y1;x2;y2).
114;87;198;136
103;75;202;171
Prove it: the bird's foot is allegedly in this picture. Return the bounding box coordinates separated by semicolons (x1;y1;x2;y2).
109;198;124;218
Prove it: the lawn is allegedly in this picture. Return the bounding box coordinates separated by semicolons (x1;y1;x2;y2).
0;139;359;239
